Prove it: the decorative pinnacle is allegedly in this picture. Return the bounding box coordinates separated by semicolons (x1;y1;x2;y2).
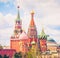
31;10;34;14
30;10;35;26
31;10;34;19
42;26;44;32
17;6;20;20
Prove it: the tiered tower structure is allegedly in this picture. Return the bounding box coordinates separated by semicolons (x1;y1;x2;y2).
27;11;37;39
10;6;22;52
39;27;47;53
14;6;22;35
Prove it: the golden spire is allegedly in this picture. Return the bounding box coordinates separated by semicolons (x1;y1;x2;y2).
31;10;34;20
31;10;34;14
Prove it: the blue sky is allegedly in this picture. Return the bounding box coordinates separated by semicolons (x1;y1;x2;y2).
0;0;60;46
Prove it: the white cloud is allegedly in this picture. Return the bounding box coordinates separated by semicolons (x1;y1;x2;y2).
0;0;8;3
0;13;16;28
0;12;16;46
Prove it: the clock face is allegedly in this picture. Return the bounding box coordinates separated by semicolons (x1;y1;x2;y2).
14;30;18;34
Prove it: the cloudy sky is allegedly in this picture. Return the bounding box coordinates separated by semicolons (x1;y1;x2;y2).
0;0;60;46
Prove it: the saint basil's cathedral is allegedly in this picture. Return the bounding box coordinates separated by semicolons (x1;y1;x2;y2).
10;6;57;54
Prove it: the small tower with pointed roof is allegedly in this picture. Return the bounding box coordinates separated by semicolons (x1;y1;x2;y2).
27;10;37;39
40;27;47;39
14;6;22;35
39;27;47;53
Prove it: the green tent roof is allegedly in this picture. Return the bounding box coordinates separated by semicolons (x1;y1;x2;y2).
40;28;47;39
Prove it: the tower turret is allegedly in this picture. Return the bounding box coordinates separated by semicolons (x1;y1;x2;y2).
39;27;47;53
40;27;47;39
14;6;22;35
27;10;37;39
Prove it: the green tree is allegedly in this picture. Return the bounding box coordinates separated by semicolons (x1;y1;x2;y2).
14;52;22;58
3;55;9;58
18;52;22;58
27;51;33;58
14;53;19;58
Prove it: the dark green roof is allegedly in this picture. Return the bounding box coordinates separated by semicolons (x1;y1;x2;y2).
48;38;56;43
40;28;47;39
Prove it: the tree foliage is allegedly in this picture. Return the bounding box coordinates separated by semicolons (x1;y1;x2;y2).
0;55;2;58
14;52;22;58
3;55;9;58
26;51;33;58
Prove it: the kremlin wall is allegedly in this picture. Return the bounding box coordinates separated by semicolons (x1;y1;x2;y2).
0;7;60;58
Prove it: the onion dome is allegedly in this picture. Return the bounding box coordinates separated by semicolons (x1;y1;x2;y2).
40;27;47;39
31;10;34;14
31;37;36;45
31;41;36;45
19;31;28;40
30;10;35;27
